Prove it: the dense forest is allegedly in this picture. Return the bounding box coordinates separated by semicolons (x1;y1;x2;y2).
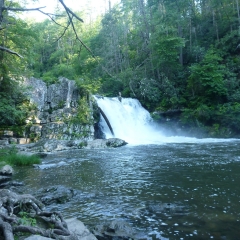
1;0;240;137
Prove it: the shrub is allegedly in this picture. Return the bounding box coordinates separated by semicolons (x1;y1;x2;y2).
0;147;41;166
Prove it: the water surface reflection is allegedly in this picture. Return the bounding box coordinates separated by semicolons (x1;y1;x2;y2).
13;141;240;239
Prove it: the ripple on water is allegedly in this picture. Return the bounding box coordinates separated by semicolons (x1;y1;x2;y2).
13;141;240;239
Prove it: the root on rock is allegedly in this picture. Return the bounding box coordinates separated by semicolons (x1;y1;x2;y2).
0;189;77;240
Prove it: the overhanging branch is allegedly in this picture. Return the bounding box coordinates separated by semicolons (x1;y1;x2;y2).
58;0;115;78
58;0;93;55
0;46;23;58
2;6;46;12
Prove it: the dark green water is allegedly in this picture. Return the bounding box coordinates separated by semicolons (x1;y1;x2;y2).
13;140;240;239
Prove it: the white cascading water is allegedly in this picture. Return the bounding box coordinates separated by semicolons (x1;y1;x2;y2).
95;96;236;145
96;97;159;144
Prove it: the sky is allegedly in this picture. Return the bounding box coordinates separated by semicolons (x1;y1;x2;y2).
21;0;120;21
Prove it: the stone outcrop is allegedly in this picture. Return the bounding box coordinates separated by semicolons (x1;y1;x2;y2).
36;185;76;205
86;138;128;149
22;138;127;152
0;131;31;146
23;77;94;142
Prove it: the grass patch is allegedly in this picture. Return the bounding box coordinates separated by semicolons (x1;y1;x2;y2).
0;146;41;166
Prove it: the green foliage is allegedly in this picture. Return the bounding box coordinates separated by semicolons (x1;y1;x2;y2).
152;35;185;70
78;141;88;148
187;47;227;106
217;102;240;133
0;146;41;166
70;97;93;125
181;102;240;137
42;64;76;83
0;7;37;76
18;212;37;226
1;0;240;137
182;105;213;126
0;76;35;127
0;100;25;126
75;77;101;96
100;78;124;97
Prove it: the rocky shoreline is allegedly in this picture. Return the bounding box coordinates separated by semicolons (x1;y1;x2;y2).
0;137;139;240
0;137;128;153
0;164;97;240
0;77;136;239
19;138;128;153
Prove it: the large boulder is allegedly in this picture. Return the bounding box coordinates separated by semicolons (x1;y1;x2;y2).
65;218;97;240
93;220;136;240
86;138;127;149
35;185;76;205
0;164;13;175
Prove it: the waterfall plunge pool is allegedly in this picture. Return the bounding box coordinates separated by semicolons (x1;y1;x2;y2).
13;140;240;239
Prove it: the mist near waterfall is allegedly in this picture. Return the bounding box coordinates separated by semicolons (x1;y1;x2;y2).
95;97;236;145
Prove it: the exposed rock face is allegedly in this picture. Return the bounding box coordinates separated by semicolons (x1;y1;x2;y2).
23;77;94;142
24;77;47;110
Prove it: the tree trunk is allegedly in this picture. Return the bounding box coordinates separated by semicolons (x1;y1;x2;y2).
212;10;219;42
0;0;4;24
178;25;183;65
236;0;240;32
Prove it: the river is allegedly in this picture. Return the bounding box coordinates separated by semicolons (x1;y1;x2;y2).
13;139;240;239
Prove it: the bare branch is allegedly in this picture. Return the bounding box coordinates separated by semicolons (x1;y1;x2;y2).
3;3;65;22
0;46;23;58
38;9;66;27
58;0;84;23
2;6;46;12
58;1;93;56
54;20;71;43
1;0;114;79
58;0;115;78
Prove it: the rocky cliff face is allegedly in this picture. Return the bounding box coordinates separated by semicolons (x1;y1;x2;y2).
24;77;94;142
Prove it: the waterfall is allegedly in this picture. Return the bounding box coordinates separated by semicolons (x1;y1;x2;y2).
95;96;166;144
94;96;237;145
